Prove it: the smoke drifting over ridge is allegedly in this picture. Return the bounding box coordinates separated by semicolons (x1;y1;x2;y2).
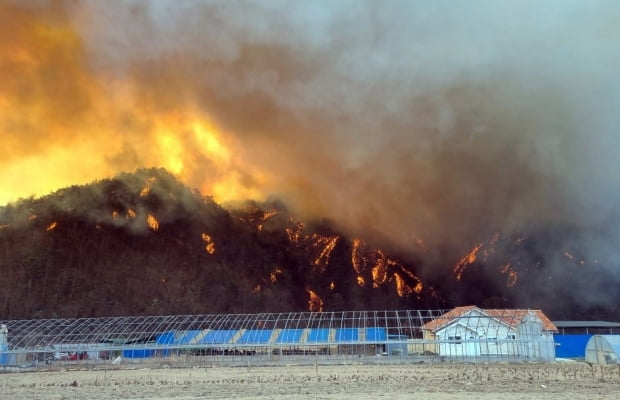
2;1;620;275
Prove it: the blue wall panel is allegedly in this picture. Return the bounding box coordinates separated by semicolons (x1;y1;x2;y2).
554;334;592;358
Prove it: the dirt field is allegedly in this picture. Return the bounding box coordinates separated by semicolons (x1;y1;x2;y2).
1;361;619;400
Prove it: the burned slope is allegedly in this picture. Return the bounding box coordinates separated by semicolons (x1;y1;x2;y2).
0;169;430;319
1;168;619;320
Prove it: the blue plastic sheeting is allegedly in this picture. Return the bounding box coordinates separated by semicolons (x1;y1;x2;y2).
236;330;273;344
307;328;330;343
176;330;202;345
0;344;12;365
199;330;237;344
156;331;176;345
554;334;592;358
366;328;387;341
275;329;304;343
122;349;155;358
335;328;359;342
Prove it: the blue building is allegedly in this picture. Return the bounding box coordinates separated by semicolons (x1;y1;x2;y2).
553;321;620;359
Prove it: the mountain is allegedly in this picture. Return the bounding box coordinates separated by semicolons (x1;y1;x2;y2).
0;168;618;320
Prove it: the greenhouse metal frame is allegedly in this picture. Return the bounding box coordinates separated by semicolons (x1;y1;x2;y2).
1;309;556;370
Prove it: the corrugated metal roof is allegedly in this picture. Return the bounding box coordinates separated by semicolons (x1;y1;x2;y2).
553;321;620;328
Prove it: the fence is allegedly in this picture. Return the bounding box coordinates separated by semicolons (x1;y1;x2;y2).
0;309;557;370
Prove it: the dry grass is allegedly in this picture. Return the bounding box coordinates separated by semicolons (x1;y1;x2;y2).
2;362;619;399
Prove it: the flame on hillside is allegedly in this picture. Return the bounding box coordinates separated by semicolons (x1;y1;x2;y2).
306;289;323;312
147;214;159;231
285;220;339;273
46;221;57;231
201;233;216;254
351;237;423;297
140;177;156;197
0;3;268;206
270;267;283;283
500;263;519;287
453;242;484;280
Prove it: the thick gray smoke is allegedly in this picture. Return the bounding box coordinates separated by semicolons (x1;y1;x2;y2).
5;1;620;286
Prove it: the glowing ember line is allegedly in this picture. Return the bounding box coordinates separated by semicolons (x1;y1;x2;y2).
312;234;339;271
140;177;156;197
46;221;57;231
201;233;216;254
453;242;484;280
306;289;323;312
351;238;365;274
147;214;159;231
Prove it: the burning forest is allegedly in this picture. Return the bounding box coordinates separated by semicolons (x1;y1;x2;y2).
1;2;620;320
0;168;619;320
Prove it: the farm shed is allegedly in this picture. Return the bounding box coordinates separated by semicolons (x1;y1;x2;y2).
553;321;620;358
422;306;557;360
585;335;620;365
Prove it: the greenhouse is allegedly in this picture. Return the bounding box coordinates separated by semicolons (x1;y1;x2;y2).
0;307;557;370
585;335;620;365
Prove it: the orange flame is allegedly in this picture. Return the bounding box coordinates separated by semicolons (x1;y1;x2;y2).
371;250;389;286
0;4;269;206
270;267;282;283
306;289;323;312
453;242;484;280
147;214;159;231
500;263;519;287
201;233;216;254
393;273;412;297
311;234;339;272
286;221;304;243
46;221;57;231
351;238;365;274
140;177;156;197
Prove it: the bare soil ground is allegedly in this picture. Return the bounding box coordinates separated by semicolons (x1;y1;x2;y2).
1;362;619;400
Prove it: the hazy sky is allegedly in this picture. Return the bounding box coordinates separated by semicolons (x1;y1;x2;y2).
2;0;620;261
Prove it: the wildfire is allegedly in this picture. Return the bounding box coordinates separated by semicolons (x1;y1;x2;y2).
147;214;159;231
453;242;484;280
256;210;279;231
270;267;282;283
286;221;304;243
500;263;519;287
201;233;216;254
351;238;365;274
351;237;423;295
310;234;339;272
393;273;412;297
371;252;389;287
45;221;57;231
0;4;269;207
140;177;156;197
127;209;136;219
306;289;323;312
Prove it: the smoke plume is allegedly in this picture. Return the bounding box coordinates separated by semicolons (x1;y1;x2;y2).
2;1;620;296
